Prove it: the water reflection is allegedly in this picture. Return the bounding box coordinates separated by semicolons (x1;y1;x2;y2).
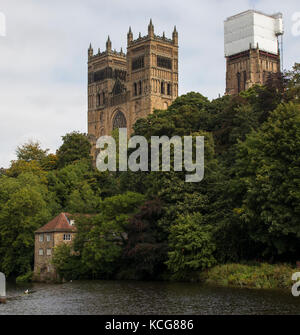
0;280;299;315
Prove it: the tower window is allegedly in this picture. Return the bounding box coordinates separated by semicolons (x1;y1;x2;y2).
132;56;144;71
243;71;247;90
134;83;137;96
167;83;171;96
157;56;172;70
139;81;142;95
102;92;106;105
237;72;241;93
97;93;101;106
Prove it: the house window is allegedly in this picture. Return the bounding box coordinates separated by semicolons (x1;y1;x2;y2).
39;234;44;242
46;248;52;256
161;82;165;94
39;249;44;256
47;265;51;273
97;93;101;106
139;81;142;95
46;234;51;242
63;234;71;241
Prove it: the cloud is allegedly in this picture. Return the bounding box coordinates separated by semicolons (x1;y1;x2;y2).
0;0;299;167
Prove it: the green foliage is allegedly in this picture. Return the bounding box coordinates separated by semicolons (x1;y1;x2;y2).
166;213;216;280
284;63;300;103
16;141;49;162
51;243;89;281
16;270;33;284
80;192;145;277
235;102;300;258
205;263;297;289
122;199;168;280
57;131;92;168
0;173;55;277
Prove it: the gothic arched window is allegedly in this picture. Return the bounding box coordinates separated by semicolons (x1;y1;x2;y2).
112;111;127;129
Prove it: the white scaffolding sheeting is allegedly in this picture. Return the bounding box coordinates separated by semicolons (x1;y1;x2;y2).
224;10;283;57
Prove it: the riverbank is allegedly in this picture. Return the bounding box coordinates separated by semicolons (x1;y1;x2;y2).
200;263;298;290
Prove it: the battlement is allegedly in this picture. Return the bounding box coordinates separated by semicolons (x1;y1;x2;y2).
128;32;175;46
127;20;178;46
89;48;126;61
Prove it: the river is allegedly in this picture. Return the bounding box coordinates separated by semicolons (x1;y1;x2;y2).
0;280;299;315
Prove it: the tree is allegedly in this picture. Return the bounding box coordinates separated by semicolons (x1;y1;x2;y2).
47;159;98;210
166;213;216;279
56;132;92;168
51;244;89;281
235;102;300;259
16;141;49;162
0;174;54;277
122;199;168;280
284;63;300;103
80;192;145;277
66;183;100;214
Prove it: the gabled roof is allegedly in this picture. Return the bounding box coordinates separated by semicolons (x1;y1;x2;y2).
35;213;76;233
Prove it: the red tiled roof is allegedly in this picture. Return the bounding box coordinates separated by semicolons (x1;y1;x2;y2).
35;213;76;233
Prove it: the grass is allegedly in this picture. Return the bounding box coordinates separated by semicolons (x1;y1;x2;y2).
202;263;298;290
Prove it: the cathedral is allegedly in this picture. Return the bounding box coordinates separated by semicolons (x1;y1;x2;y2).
87;20;179;160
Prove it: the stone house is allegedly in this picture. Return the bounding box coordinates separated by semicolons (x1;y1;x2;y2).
33;213;76;282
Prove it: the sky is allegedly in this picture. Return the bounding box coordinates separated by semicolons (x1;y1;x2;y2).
0;0;299;167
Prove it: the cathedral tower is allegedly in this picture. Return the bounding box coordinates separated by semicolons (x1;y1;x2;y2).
87;20;179;160
224;10;283;95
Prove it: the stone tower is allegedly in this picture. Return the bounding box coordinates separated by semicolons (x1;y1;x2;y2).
224;10;283;95
87;20;179;159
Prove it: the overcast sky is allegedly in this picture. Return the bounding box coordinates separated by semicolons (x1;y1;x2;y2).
0;0;298;167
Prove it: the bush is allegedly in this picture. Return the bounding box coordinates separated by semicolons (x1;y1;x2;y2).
16;270;33;284
204;263;297;289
